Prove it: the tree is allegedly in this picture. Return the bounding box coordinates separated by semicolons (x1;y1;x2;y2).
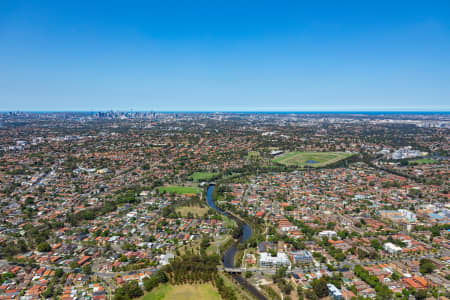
297;286;304;300
370;239;382;250
354;265;392;299
311;278;329;298
419;259;435;274
415;289;428;300
54;268;64;278
376;284;393;300
82;264;92;275
42;284;54;298
17;239;28;252
327;222;336;230
114;280;143;300
126;281;143;298
143;270;168;292
70;261;79;269
280;281;293;295
37;242;51;252
272;266;287;283
143;277;156;292
391;272;401;281
305;289;319;300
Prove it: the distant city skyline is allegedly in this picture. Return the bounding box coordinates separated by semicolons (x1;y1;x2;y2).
1;1;450;111
2;106;450;113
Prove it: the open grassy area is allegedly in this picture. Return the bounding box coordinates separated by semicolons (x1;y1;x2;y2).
273;151;354;167
157;186;201;195
178;238;201;255
408;158;439;165
223;216;235;229
191;172;219;182
175;205;209;217
246;151;261;159
141;284;221;300
140;284;172;300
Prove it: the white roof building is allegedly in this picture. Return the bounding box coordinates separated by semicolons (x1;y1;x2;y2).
259;252;291;268
383;242;402;254
318;230;337;239
159;253;175;265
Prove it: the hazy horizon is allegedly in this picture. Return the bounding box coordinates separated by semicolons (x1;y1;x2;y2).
2;108;450;113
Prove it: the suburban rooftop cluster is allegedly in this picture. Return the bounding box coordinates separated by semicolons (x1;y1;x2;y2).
0;112;448;300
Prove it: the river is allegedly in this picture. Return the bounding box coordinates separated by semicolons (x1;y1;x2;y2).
206;185;267;300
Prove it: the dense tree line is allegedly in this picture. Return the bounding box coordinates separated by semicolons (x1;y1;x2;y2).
114;281;143;300
162;253;219;284
214;274;237;300
0;239;28;258
143;270;168;292
311;278;329;298
123;253;238;300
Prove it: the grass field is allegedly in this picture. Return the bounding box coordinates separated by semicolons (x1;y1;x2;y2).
140;284;172;300
140;284;221;300
273;151;354;167
175;205;209;217
246;151;261;159
178;238;201;255
190;172;219;182
223;216;235;228
408;158;438;165
157;186;201;195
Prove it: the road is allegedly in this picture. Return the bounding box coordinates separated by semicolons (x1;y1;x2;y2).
221;250;448;275
0;259;157;280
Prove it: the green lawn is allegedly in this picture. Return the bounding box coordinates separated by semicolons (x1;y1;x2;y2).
408;158;438;165
190;172;219;182
246;151;261;159
141;284;221;300
140;284;172;300
223;216;235;229
157;186;201;195
273;151;354;167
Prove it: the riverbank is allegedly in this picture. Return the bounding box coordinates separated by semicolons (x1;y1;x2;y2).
206;184;268;300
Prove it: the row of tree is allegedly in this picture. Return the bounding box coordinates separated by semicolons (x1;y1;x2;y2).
354;264;393;300
113;281;143;300
114;253;238;300
214;274;237;300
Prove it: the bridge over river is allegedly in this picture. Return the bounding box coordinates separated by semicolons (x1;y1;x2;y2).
206;184;268;300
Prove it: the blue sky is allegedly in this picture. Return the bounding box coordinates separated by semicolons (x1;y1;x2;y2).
1;1;449;111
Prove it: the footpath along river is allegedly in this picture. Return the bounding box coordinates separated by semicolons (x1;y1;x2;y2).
206;184;267;300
